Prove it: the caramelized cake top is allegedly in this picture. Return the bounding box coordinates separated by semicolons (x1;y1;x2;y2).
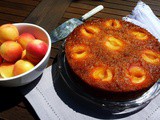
65;19;160;92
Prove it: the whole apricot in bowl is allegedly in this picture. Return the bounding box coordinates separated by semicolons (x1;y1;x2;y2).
0;23;51;87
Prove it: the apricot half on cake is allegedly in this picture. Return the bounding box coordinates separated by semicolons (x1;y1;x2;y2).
91;67;113;82
105;19;121;29
142;50;160;64
126;66;146;84
70;45;89;59
105;36;123;51
131;31;148;40
81;26;100;37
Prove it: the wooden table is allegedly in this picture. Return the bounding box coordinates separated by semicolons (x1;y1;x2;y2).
0;0;160;119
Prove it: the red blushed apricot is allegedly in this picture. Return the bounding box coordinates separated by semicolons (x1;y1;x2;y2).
131;31;148;40
126;66;146;84
91;67;113;82
105;19;121;29
17;33;35;49
105;36;123;51
142;50;160;64
26;39;48;64
0;24;19;42
70;45;89;59
81;26;100;37
0;41;23;62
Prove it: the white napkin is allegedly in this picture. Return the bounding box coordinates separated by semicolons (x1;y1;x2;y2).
21;1;160;120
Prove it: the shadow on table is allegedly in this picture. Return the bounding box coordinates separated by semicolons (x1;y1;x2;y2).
53;70;148;119
0;75;41;119
0;87;23;112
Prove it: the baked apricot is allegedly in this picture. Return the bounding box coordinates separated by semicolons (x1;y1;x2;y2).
81;26;100;37
132;31;148;40
142;50;160;64
105;36;123;51
105;19;121;29
127;66;146;84
92;67;113;82
71;45;88;59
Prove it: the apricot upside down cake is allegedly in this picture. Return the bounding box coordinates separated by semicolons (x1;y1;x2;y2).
65;19;160;93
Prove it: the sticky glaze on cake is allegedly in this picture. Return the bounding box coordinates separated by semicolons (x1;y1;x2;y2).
65;19;160;93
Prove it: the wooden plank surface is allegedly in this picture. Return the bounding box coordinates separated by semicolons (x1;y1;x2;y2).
0;0;160;120
3;0;40;6
0;0;38;24
24;0;72;32
60;0;160;26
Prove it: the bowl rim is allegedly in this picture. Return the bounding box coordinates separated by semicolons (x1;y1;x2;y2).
0;23;51;81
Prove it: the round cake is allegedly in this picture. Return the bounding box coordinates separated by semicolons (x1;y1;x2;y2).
65;19;160;93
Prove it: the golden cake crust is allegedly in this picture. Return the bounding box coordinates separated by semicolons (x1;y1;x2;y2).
65;19;160;92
